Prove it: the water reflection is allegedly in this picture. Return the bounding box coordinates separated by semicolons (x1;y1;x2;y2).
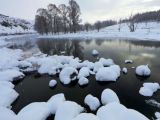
37;39;84;59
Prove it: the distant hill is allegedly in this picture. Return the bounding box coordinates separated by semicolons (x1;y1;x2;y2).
0;14;35;35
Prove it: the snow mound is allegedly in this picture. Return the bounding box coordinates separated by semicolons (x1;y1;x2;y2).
78;77;89;86
93;62;103;73
139;83;159;97
97;102;149;120
55;101;84;120
84;94;100;111
101;89;120;105
155;112;160;120
72;113;100;120
59;67;78;85
49;80;57;88
92;49;99;56
96;65;121;82
78;67;90;79
99;58;114;66
122;67;128;74
136;65;151;76
125;60;133;64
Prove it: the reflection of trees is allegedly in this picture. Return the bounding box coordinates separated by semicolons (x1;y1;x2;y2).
95;39;105;46
37;39;84;59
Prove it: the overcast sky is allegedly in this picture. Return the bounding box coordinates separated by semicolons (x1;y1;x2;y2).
0;0;160;23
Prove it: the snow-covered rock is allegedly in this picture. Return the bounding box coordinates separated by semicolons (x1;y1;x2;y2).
17;102;51;120
139;83;159;97
72;113;100;120
78;77;89;86
93;62;103;73
55;101;84;120
125;60;133;64
97;102;149;120
122;67;128;74
84;94;100;111
136;65;151;76
49;80;57;88
155;112;160;120
96;65;121;82
92;49;99;56
78;67;90;79
101;89;120;105
99;58;114;66
47;93;66;114
59;67;78;85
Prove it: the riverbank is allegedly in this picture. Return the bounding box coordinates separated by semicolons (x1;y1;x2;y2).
39;22;160;41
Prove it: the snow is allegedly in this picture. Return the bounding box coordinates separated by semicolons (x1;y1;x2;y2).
78;77;89;86
155;112;160;120
96;65;121;82
136;65;151;76
93;62;103;73
17;102;51;120
122;67;128;74
78;67;90;79
97;102;149;120
0;83;19;107
59;67;78;85
55;101;84;120
39;22;160;41
0;69;24;82
101;89;120;105
125;60;133;64
92;49;99;56
72;113;100;120
99;58;114;66
139;83;159;97
0;107;16;120
84;94;100;111
49;80;57;88
47;93;66;114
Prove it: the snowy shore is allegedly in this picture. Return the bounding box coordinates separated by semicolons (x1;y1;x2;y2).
39;22;160;41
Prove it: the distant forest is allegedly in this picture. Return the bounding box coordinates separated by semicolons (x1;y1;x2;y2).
34;0;160;34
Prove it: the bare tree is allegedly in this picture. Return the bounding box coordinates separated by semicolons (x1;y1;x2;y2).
84;22;91;32
59;4;69;33
94;21;102;32
68;0;81;33
127;14;137;32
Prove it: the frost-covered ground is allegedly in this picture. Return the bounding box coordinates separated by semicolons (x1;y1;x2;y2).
0;14;35;35
39;22;160;41
0;36;159;120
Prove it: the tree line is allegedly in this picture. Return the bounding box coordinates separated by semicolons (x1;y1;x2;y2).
34;0;81;34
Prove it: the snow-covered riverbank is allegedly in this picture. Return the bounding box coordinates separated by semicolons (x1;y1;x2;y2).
39;22;160;41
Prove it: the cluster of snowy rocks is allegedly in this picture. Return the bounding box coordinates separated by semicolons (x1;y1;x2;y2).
1;89;150;120
0;38;158;120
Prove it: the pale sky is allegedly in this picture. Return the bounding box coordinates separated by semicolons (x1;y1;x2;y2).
0;0;160;23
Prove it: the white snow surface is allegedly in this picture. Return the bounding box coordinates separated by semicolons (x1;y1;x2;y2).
72;113;100;120
122;67;128;74
84;94;100;111
136;65;151;76
92;49;99;55
155;112;160;120
97;102;149;120
39;22;160;41
139;83;159;97
101;89;120;105
59;67;78;85
49;80;57;88
99;58;114;66
78;77;89;86
55;101;84;120
96;65;121;81
78;67;91;79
